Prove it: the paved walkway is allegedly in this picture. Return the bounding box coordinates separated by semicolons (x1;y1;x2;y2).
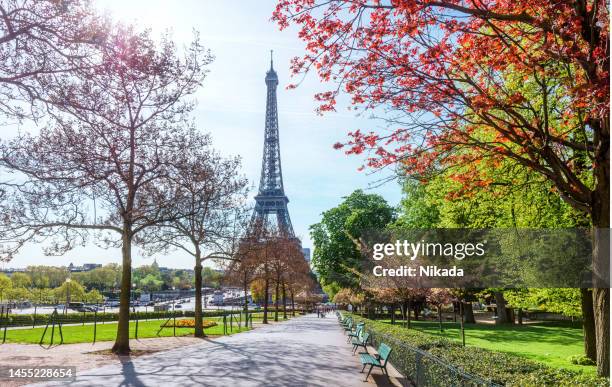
32;315;375;387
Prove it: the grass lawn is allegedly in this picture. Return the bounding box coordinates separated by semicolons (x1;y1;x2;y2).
380;319;595;375
4;317;250;345
250;311;296;322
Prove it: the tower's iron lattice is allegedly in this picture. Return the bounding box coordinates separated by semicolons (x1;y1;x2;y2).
251;51;295;237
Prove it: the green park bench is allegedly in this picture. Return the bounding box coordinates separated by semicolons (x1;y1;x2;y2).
341;316;352;329
343;319;354;334
359;342;392;382
351;331;370;354
346;322;364;343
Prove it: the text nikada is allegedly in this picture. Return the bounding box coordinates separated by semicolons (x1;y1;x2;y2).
373;265;464;277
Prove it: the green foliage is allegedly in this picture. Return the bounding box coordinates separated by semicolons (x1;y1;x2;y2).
390;179;440;229
5;287;32;301
30;288;56;304
310;189;395;290
138;274;164;292
202;267;222;288
348;314;608;386
250;279;266;303
423;161;588;229
72;264;122;291
85;289;104;303
17;263;194;295
505;288;582;318
10;272;31;288
0;273;12;300
25;266;70;288
321;282;341;300
393;157;589;317
569;355;596;366
53;280;86;301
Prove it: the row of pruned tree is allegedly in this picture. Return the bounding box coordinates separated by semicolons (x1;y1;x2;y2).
336;286;586;336
224;223;316;324
0;1;247;353
335;287;458;330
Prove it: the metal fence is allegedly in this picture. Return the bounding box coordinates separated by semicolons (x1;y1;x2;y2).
366;329;503;387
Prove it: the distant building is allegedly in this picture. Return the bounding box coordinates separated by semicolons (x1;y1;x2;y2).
0;267;25;274
302;248;311;263
68;263;102;272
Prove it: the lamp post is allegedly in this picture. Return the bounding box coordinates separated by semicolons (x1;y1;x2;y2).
132;283;139;339
132;283;136;311
65;278;71;315
171;286;176;336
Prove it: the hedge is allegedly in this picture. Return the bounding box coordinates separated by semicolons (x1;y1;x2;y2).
346;314;608;387
0;309;243;327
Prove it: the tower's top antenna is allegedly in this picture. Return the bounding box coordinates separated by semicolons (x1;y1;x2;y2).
270;49;274;70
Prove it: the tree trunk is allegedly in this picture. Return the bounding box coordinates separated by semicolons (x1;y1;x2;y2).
463;302;475;324
390;305;395;325
193;252;205;338
274;278;279;322
243;272;249;314
517;308;523;326
262;278;269;324
407;299;411;329
290;290;295;317
591;116;610;377
593;287;609;376
580;288;596;361
459;302;465;346
282;282;287;319
438;306;443;332
112;230;132;355
494;292;509;324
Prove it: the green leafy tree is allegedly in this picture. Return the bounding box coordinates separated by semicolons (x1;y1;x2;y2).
390;179;440;230
506;288;582;318
310;190;395;292
53;280;86;302
10;272;31;288
85;289;104;303
73;264;121;291
202;267;222;288
25;266;69;288
6;287;32;302
396;158;595;358
0;274;12;301
139;274;164;292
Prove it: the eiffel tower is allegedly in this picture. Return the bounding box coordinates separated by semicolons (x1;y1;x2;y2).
251;51;295;237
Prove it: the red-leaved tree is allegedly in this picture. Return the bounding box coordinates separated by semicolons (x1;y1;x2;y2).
274;0;609;376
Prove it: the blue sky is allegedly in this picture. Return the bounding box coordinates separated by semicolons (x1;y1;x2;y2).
1;0;402;270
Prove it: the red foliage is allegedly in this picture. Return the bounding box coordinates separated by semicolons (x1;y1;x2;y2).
273;0;609;214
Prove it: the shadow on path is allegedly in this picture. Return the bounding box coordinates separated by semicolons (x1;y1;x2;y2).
30;315;372;387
